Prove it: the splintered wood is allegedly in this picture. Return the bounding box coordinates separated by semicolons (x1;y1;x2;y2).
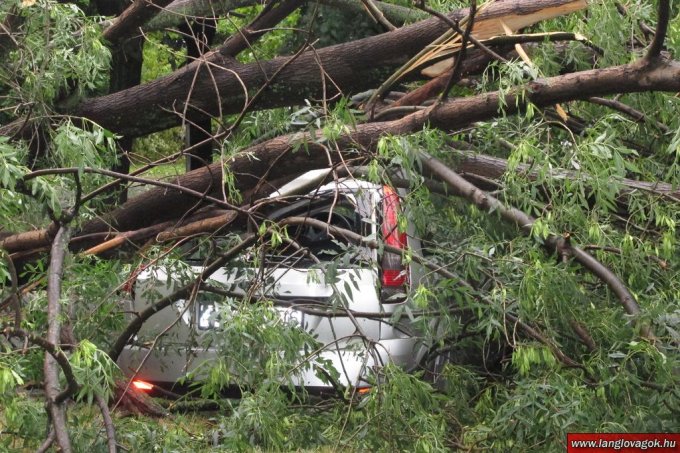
419;0;588;77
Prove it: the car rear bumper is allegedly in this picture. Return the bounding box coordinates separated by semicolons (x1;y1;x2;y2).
117;336;422;389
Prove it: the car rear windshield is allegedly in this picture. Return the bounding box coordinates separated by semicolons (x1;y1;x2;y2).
268;198;367;264
185;192;372;267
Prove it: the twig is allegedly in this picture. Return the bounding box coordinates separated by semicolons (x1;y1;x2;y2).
568;320;597;352
582;244;668;269
504;313;582;368
417;0;478;100
359;0;397;31
614;2;656;39
588;96;669;133
4;327;79;404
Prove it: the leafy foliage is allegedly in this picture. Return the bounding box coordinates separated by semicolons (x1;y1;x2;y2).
1;0;680;451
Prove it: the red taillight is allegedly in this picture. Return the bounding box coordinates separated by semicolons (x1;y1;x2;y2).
131;380;154;391
382;268;406;286
123;263;147;295
381;186;407;291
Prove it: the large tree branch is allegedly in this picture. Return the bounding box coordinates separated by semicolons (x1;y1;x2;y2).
13;140;676;260
420;153;653;340
83;58;680;235
103;0;175;44
146;0;423;32
3;57;680;256
451;148;680;202
66;0;582;138
422;59;680;131
44;225;74;453
57;144;679;258
644;0;671;61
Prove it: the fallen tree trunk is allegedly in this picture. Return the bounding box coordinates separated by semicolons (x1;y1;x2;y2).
4;56;680;255
67;0;585;137
145;0;425;32
452;149;680;202
61;147;680;259
103;0;175;44
71;57;680;233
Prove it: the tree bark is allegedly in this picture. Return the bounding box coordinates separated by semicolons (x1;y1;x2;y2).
79;57;680;230
2;57;680;256
146;0;425;31
451;149;680;202
44;226;73;453
103;0;175;44
68;0;583;137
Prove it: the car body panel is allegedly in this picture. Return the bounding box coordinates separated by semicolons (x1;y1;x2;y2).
117;177;426;389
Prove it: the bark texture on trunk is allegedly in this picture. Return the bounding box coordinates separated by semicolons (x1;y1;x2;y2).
69;0;581;137
77;58;680;234
103;0;175;44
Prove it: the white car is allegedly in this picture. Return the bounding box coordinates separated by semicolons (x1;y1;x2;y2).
117;175;427;391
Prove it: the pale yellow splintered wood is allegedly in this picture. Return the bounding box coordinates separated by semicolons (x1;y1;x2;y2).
499;19;569;121
367;0;589;109
420;0;588;78
413;2;491;77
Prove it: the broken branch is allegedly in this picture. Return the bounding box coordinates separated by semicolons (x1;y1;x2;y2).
419;152;653;340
